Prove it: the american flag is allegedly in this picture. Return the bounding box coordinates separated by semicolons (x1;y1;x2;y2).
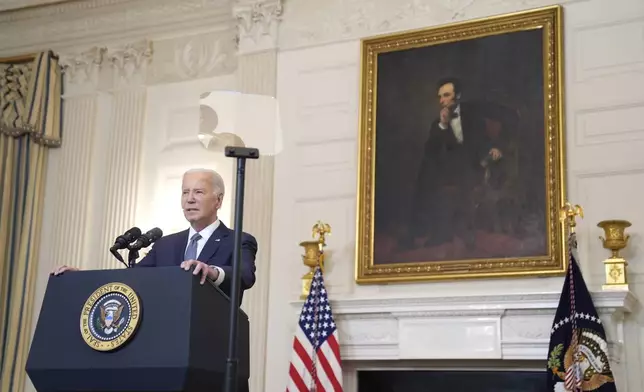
286;266;343;392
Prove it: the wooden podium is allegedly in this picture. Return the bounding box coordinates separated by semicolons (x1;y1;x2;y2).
25;266;250;391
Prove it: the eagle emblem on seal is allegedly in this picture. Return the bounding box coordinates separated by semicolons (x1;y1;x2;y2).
99;299;125;335
548;328;615;391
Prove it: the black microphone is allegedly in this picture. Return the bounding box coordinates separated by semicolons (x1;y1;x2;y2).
110;227;141;252
129;227;163;250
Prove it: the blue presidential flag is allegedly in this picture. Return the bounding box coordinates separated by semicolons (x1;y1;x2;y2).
546;233;616;392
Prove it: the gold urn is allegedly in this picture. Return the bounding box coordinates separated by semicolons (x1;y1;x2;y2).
597;219;631;291
299;240;325;300
299;221;331;299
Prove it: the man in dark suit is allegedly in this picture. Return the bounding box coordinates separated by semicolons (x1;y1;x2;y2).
51;168;257;302
411;77;513;250
136;168;257;301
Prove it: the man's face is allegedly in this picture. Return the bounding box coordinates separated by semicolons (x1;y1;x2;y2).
181;172;222;227
438;83;457;109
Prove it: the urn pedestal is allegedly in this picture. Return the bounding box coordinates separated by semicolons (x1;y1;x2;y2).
598;220;632;291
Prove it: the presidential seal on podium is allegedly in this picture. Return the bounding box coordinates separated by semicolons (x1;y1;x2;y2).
80;282;141;351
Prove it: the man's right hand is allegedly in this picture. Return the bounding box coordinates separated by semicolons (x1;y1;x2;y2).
51;265;80;275
440;107;451;127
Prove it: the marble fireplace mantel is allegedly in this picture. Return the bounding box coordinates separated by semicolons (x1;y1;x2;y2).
293;291;637;363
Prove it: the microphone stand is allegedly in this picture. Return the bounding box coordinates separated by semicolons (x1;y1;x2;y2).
223;146;259;392
109;246;139;269
127;248;140;269
109;248;128;269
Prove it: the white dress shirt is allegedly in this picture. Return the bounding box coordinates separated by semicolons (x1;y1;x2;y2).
438;104;464;143
186;219;226;286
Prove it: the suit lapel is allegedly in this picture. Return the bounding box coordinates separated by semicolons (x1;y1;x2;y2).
198;222;230;262
174;229;190;265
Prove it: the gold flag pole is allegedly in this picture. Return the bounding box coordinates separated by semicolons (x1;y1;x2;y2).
560;202;583;234
0;53;36;64
299;221;331;300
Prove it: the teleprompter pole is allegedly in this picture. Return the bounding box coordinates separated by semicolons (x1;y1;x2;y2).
223;146;259;392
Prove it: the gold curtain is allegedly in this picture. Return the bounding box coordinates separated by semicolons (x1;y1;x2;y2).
0;51;62;392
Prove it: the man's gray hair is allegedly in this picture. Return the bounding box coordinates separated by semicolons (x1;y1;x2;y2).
184;168;225;196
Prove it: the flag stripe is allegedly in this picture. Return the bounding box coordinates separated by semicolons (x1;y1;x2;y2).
287;363;309;392
292;335;314;388
317;345;342;391
327;334;341;364
294;334;314;373
320;335;342;383
315;376;326;392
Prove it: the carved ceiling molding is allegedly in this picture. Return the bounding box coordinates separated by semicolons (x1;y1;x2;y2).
0;0;131;21
58;32;238;91
107;40;153;89
58;40;153;94
148;30;238;84
277;0;583;49
58;46;106;87
0;0;233;56
233;0;283;54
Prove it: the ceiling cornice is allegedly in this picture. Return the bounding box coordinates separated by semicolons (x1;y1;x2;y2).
0;0;76;14
0;0;235;56
0;0;129;19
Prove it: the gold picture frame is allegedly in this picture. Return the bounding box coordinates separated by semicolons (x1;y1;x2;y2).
356;6;566;284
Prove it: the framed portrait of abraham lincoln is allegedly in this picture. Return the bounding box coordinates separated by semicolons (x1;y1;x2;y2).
355;6;566;284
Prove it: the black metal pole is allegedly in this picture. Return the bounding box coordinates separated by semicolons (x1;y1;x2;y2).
127;249;139;269
109;248;128;268
224;146;259;392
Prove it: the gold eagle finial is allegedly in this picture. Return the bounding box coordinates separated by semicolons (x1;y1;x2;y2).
560;202;584;233
312;221;331;252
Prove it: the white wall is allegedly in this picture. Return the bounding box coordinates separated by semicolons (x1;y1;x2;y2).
266;0;644;390
136;76;238;236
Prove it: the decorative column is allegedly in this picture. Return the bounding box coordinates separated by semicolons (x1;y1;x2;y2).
233;1;282;391
96;41;152;270
36;41;152;273
44;47;106;272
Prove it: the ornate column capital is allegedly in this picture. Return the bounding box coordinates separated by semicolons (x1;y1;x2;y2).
58;46;107;96
106;40;153;89
234;0;282;54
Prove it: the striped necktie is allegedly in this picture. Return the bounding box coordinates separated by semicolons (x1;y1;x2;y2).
184;233;202;260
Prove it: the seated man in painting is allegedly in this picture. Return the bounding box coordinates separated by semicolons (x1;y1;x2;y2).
410;77;520;258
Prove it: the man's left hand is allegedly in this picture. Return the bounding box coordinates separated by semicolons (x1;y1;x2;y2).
181;259;218;285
